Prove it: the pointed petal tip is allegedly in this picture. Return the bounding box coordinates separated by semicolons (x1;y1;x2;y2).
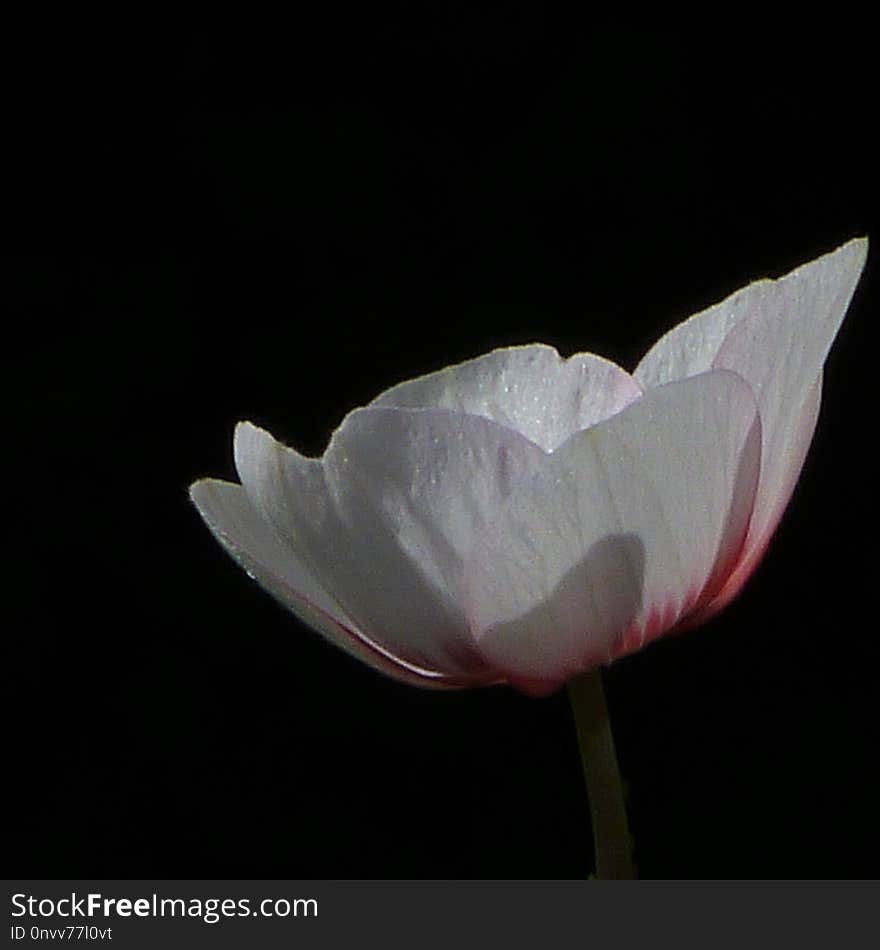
837;234;869;266
233;419;278;469
188;476;215;505
745;235;868;288
852;234;869;270
233;419;264;446
188;478;242;521
808;235;869;279
234;419;306;457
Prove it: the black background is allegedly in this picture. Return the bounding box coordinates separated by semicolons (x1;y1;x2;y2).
6;9;879;878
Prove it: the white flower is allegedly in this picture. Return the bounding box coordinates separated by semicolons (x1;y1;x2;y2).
191;238;867;695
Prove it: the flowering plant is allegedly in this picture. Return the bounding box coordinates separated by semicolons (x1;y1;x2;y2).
191;238;866;876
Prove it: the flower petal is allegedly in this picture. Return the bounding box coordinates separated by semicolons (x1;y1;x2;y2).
233;416;550;684
684;374;822;624
464;370;762;693
371;343;642;452
189;478;467;688
711;241;865;564
635;238;866;602
633;239;866;391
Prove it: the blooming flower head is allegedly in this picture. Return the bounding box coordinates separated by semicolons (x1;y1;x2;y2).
191;239;867;696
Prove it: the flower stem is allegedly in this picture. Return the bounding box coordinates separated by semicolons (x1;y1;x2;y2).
567;669;635;879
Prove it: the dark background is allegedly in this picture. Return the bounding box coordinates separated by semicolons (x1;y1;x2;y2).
6;9;878;878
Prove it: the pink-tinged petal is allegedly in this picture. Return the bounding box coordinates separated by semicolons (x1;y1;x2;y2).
684;374;822;625
635;238;867;606
233;414;552;684
189;478;471;689
371;343;643;452
464;370;762;692
712;241;865;566
635;240;866;390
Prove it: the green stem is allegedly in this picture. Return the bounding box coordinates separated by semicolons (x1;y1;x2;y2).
567;669;635;879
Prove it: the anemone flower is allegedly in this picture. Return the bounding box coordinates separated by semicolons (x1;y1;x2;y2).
190;237;867;877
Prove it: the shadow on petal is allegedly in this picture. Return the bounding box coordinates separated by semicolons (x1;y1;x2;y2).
472;534;646;696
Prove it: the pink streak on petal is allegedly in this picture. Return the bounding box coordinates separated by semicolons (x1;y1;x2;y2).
683;368;823;629
678;534;774;630
678;378;820;630
497;533;765;693
608;578;716;664
610;594;677;662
